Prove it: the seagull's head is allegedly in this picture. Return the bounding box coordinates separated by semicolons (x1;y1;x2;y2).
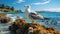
24;5;30;8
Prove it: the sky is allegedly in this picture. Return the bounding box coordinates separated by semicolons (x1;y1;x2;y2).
0;0;60;12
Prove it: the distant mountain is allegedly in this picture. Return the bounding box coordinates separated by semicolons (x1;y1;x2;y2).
36;11;50;13
36;11;60;13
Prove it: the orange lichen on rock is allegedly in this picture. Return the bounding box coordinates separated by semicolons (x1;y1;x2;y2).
9;19;60;34
0;14;6;17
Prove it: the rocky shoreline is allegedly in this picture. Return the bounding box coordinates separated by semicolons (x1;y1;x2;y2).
0;13;60;34
9;18;60;34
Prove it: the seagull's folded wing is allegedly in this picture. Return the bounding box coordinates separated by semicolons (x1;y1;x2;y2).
29;13;44;20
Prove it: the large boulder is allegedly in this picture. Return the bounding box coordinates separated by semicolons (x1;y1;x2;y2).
9;19;60;34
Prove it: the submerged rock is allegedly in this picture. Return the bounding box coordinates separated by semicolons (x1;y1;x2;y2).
9;19;60;34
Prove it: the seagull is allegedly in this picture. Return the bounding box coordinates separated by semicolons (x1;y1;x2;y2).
24;5;50;23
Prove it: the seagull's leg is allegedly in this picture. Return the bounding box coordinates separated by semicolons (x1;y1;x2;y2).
30;19;34;27
32;20;34;23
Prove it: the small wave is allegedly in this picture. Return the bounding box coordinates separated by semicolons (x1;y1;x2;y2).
0;31;10;34
6;14;12;18
10;16;23;23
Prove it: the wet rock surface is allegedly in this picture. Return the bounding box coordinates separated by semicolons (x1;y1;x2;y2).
0;14;11;23
9;18;60;34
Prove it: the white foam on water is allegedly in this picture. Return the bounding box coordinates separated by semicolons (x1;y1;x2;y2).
0;23;12;34
57;21;60;25
6;14;12;18
10;16;16;22
0;30;10;34
10;16;23;22
2;31;10;34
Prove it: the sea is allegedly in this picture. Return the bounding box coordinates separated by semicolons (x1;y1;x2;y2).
0;12;60;34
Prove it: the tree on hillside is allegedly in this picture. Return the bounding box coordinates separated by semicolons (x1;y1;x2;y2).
5;6;10;10
16;10;22;12
19;10;22;12
0;4;5;9
0;4;2;8
1;4;5;9
10;6;14;11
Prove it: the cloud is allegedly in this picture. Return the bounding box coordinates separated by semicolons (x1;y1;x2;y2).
17;0;25;3
42;8;60;12
32;0;51;5
13;0;25;4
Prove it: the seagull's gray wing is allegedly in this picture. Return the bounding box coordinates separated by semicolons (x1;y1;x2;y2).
29;12;44;20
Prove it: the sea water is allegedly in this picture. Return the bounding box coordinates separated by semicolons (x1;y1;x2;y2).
0;12;60;34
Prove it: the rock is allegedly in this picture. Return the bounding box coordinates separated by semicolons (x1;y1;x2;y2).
9;19;60;34
28;27;34;34
0;14;11;23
